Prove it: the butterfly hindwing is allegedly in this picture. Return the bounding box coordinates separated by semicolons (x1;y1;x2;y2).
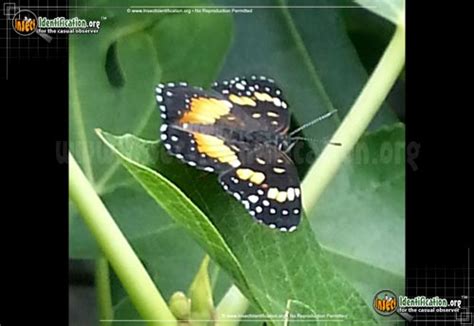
218;145;301;232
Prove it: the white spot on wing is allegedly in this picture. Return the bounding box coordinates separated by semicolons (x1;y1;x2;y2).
287;188;295;201
248;195;259;203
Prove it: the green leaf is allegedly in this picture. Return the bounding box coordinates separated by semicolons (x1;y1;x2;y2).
354;0;405;26
218;0;399;148
68;0;233;313
310;124;405;307
97;130;377;325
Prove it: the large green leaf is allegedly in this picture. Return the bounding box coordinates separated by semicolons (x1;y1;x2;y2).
97;130;377;325
68;0;233;312
218;0;399;147
311;124;405;309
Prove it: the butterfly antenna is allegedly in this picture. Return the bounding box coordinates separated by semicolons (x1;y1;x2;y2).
289;110;338;136
290;136;341;147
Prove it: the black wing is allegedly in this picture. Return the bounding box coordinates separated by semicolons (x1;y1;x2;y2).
218;145;302;232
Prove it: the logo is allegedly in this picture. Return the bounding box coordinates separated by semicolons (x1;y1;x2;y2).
9;8;101;41
12;10;38;36
373;289;398;316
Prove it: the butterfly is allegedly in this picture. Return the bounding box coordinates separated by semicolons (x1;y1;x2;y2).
155;76;336;232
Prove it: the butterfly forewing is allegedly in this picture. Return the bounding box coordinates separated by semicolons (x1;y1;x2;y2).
212;76;291;134
157;82;246;173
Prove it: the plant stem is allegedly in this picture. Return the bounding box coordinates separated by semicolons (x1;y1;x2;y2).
96;257;114;326
69;152;177;326
302;25;406;213
215;285;249;326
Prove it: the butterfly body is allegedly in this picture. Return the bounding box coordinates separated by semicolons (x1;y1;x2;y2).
156;76;301;232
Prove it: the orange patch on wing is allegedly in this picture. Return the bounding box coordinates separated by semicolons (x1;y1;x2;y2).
180;97;231;124
193;133;240;166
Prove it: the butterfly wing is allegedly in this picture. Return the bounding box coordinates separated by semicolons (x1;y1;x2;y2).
218;145;302;232
212;76;290;134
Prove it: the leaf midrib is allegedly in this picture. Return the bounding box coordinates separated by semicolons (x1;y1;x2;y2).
97;131;272;323
322;244;404;279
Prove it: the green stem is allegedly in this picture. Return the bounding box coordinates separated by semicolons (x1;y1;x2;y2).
215;285;249;326
69;152;177;326
96;257;114;326
302;25;406;213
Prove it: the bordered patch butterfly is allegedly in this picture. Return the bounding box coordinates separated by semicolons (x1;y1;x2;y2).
155;76;336;232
